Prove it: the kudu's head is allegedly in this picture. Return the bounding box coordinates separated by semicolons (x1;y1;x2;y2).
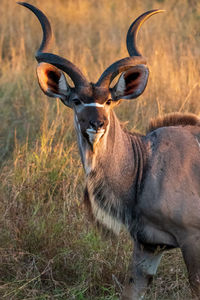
18;2;163;149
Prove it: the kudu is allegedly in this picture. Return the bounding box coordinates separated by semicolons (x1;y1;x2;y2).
19;2;200;299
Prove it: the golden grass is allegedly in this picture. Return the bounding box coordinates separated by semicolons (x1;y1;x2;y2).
0;0;200;299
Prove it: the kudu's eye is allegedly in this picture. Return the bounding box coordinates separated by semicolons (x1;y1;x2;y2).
106;99;112;105
73;99;81;106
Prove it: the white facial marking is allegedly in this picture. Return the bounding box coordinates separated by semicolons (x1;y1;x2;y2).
73;101;105;113
82;102;104;108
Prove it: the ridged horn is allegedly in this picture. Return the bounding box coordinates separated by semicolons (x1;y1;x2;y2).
126;9;165;57
96;9;164;88
18;2;89;87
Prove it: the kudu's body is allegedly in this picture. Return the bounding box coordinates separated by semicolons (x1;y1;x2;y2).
19;3;200;299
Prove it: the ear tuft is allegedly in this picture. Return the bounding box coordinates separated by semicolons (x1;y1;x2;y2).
36;63;71;104
111;65;149;100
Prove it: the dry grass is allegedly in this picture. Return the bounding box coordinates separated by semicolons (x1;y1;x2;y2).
0;0;200;299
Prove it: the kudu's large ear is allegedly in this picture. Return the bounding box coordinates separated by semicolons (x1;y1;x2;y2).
36;63;72;107
111;65;149;100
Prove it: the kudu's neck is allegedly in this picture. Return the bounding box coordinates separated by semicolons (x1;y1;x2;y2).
75;110;147;232
76;109;146;199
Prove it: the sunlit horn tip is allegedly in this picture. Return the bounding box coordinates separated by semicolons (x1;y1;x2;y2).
17;2;29;7
134;9;165;31
136;9;166;32
126;9;165;57
150;9;166;14
139;9;165;24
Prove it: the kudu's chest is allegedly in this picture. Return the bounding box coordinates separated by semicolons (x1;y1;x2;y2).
86;177;123;234
85;164;138;234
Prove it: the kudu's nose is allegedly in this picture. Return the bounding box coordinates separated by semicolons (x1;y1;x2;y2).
89;120;104;131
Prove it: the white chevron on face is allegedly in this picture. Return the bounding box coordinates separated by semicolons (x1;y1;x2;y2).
83;102;104;107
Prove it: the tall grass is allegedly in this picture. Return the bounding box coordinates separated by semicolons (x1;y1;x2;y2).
0;0;200;299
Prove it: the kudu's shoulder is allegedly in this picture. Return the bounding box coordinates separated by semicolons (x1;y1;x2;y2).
147;112;200;133
141;113;200;169
141;113;200;159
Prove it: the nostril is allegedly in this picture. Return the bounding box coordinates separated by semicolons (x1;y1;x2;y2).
99;121;104;128
89;120;104;130
89;120;95;128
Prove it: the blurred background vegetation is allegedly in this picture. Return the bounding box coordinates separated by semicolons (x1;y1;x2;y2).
0;0;200;299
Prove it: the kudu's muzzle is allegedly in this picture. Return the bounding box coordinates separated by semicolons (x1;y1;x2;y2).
78;106;109;146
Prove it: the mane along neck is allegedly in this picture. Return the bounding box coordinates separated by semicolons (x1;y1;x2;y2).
148;112;200;133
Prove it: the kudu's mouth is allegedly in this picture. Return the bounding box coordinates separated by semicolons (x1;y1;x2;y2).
86;128;105;147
